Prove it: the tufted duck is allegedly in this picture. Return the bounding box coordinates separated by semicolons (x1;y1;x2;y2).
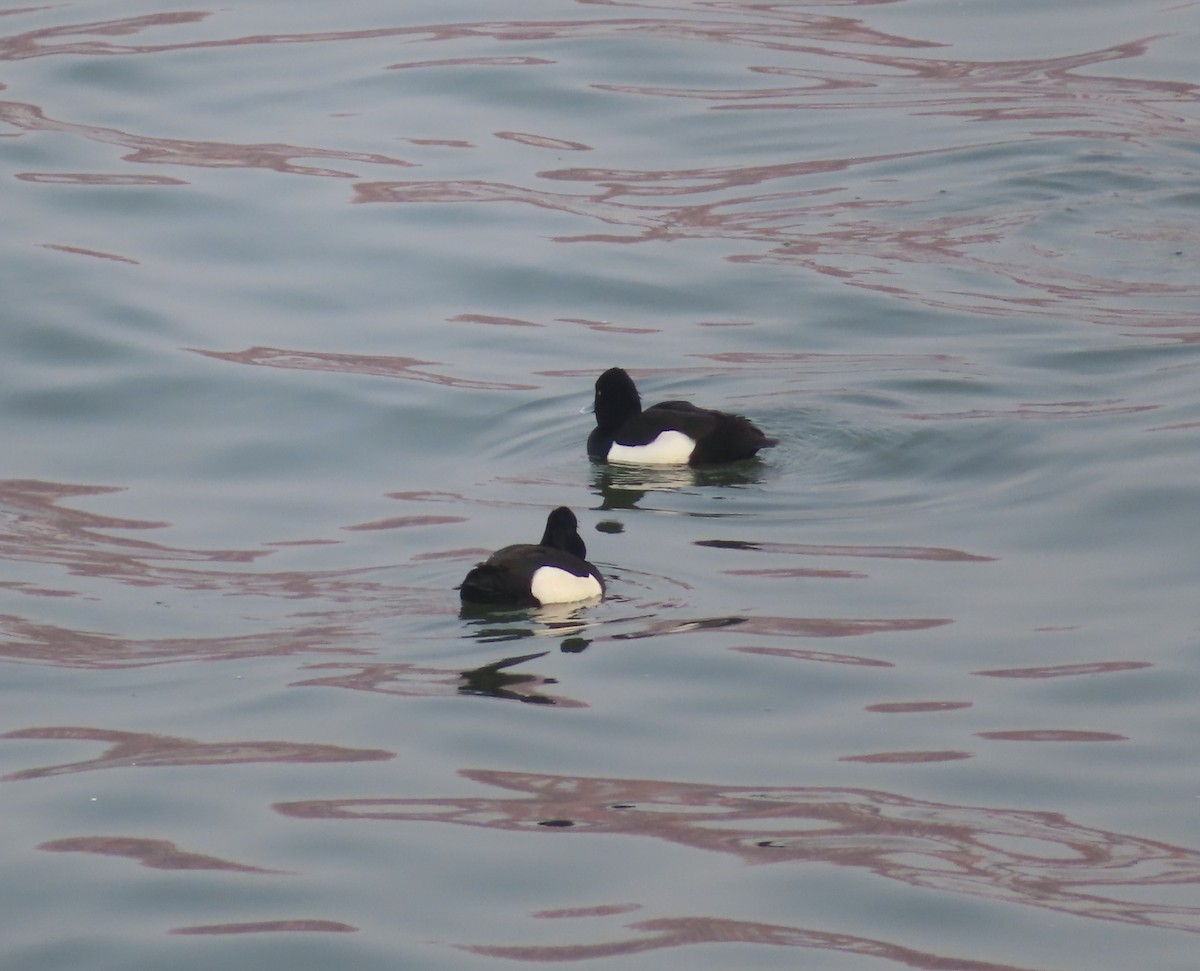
587;367;775;466
459;506;605;606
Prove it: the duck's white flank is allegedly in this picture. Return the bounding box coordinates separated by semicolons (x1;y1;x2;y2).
530;566;603;605
607;429;696;465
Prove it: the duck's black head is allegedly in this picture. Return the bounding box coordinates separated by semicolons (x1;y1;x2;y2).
593;367;642;434
540;506;587;560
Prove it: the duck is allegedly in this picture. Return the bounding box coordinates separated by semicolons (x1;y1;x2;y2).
587;367;775;466
459;506;605;606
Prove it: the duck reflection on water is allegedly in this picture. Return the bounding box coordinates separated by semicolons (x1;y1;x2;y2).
591;461;767;512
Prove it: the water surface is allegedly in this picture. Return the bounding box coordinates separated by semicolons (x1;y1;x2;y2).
2;2;1199;969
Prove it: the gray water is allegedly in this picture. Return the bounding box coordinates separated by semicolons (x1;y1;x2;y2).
2;2;1199;969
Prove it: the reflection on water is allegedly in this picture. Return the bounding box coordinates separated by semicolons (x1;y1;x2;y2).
458;650;559;705
39;836;286;874
1;99;413;179
868;701;972;714
840;749;973;764
0;477;445;668
614;614;950;642
293;651;585;708
975;660;1154;679
2;6;1190;328
459;599;600;636
0;726;393;781
0;477;403;602
734;644;894;667
277;768;1200;937
190;346;537;391
694;538;995;563
976;729;1126;743
461;914;1039;970
590;461;766;511
0;614;371;669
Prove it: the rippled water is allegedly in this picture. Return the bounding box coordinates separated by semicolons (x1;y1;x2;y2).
2;1;1199;969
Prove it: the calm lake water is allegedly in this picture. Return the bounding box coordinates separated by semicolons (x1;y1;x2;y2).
2;1;1199;969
